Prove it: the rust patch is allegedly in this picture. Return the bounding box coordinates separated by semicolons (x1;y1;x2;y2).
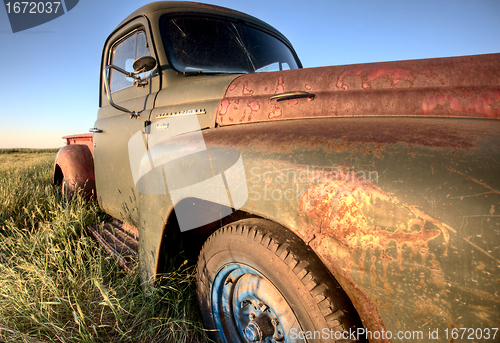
243;82;254;96
422;89;500;117
294;165;458;305
294;166;468;332
219;98;230;116
336;67;362;90
276;75;285;93
299;171;447;257
337;66;415;91
248;101;260;111
268;105;283;119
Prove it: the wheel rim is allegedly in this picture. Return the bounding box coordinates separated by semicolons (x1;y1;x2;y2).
211;263;305;343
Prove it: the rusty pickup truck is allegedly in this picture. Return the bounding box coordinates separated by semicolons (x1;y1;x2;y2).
54;1;500;342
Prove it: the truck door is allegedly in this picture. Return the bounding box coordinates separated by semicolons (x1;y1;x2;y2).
93;21;160;226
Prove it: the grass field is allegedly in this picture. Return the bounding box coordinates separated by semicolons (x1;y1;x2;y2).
0;149;209;343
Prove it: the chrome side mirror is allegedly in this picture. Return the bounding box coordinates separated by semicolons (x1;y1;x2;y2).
103;56;157;118
133;56;157;73
130;56;157;87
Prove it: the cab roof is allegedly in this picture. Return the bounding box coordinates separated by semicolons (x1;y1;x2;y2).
116;1;290;44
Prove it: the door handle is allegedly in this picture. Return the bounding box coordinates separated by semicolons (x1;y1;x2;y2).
89;127;102;133
270;91;315;102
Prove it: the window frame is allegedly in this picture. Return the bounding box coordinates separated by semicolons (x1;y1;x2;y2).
159;13;302;75
108;28;150;93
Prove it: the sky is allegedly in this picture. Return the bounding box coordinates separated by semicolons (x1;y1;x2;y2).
0;0;499;148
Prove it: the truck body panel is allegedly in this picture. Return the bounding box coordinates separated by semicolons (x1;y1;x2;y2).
139;116;499;337
217;53;500;127
94;16;160;225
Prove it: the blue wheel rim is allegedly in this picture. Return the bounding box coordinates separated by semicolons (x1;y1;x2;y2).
211;263;305;343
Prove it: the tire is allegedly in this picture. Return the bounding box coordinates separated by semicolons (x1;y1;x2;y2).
61;178;74;205
196;218;365;343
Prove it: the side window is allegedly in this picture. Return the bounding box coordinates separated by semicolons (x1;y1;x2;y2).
109;30;150;92
255;62;291;73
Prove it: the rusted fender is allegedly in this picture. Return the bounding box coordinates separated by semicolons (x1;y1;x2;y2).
139;115;499;340
195;117;499;341
54;144;96;199
217;53;500;125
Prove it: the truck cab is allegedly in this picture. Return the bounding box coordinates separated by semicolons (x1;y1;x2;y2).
93;2;300;226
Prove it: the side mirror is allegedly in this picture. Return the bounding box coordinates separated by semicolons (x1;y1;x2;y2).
103;56;157;118
133;56;157;73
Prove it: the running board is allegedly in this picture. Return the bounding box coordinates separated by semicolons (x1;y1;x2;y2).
87;220;139;273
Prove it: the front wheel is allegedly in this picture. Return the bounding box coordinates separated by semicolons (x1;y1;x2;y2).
61;178;74;205
196;218;365;343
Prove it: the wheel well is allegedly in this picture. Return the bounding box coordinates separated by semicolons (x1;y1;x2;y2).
155;203;264;275
155;201;374;336
52;145;96;199
53;164;63;185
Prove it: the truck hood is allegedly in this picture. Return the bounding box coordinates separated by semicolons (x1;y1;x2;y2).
216;53;500;126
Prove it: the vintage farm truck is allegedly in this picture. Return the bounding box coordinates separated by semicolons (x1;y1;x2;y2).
54;1;500;342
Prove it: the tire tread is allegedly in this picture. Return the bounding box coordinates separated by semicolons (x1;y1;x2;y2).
196;220;363;342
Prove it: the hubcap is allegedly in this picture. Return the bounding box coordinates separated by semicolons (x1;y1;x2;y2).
244;322;261;341
211;263;304;342
244;312;275;341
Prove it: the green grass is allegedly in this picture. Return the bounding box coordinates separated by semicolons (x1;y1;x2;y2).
0;149;209;343
0;148;61;154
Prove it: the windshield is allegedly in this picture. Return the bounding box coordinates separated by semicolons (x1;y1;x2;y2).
160;16;300;74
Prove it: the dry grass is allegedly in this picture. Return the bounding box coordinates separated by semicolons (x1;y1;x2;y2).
0;149;209;343
0;149;59;170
